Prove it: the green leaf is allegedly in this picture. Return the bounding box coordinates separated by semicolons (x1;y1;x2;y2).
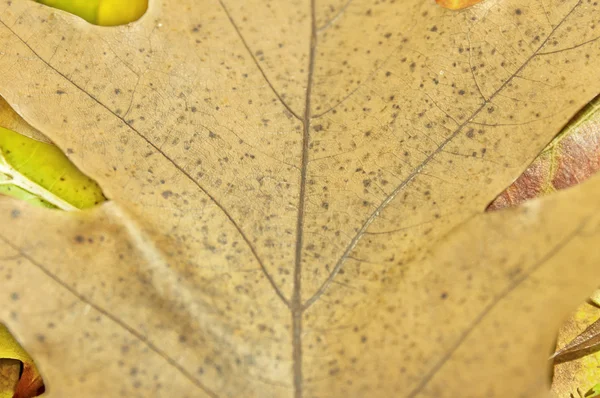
36;0;148;26
0;126;106;210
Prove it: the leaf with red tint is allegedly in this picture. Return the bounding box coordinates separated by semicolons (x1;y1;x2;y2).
12;363;45;398
0;325;44;398
435;0;484;10
488;96;600;211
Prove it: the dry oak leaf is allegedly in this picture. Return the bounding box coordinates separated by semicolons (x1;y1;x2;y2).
1;0;600;397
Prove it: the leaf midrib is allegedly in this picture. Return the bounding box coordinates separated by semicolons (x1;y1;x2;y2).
0;1;589;397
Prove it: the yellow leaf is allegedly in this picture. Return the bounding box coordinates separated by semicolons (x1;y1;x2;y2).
435;0;484;10
97;0;148;26
0;0;599;397
552;304;600;397
35;0;148;26
0;359;20;398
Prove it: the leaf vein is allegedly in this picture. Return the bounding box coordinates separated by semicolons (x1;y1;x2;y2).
303;0;585;311
405;220;587;397
217;0;302;121
0;19;290;308
0;233;221;398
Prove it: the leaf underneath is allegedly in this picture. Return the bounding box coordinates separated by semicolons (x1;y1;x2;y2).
0;126;106;210
35;0;148;26
488;95;600;211
0;324;44;398
435;0;484;10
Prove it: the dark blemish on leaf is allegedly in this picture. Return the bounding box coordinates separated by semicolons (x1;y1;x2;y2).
162;190;173;199
10;209;20;219
440;292;448;300
458;90;466;95
36;334;45;343
515;8;522;15
209;131;218;139
385;71;391;77
67;148;74;154
75;235;85;243
191;106;197;112
10;292;19;301
314;124;323;132
430;26;438;32
409;62;416;72
114;88;121;95
56;90;65;95
361;336;367;343
178;335;187;343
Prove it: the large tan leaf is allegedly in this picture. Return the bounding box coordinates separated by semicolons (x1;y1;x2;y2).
1;0;600;396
